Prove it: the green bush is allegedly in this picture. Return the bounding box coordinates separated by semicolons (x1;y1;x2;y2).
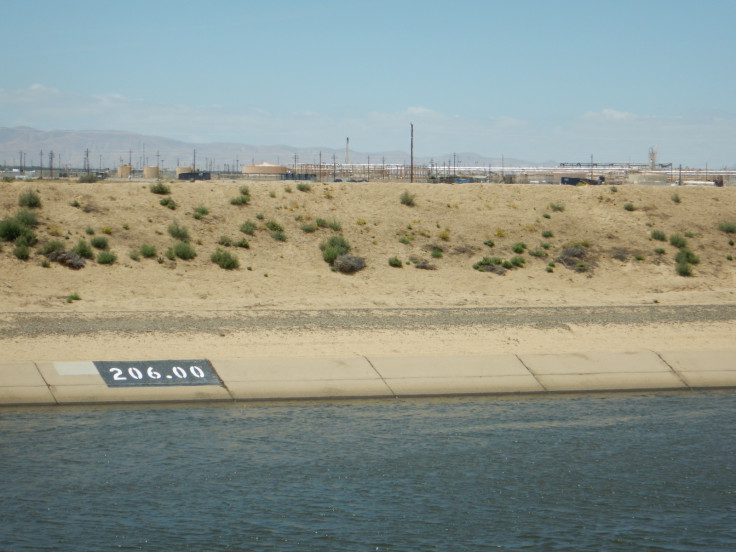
669;234;687;248
0;217;26;242
431;247;443;259
327;219;341;231
239;185;250;196
66;292;81;303
320;235;350;264
549;202;565;212
651;229;666;241
296;183;311;192
315;218;328;228
483;239;495;248
96;250;117;264
671;193;681;204
624;202;635;211
193;205;209;219
230;195;250;205
85;226;95;235
77;174;98;183
168;221;190;241
473;256;503;271
173;241;196;260
675;261;692;276
90;236;109;250
160;196;176;210
150;181;171;195
388;256;403;268
14;209;38;228
265;220;283;232
301;222;317;233
211;248;239;269
400;190;416;206
270;230;287;241
540;242;551;250
18;189;41;208
72;239;94;259
541;230;553;238
675;248;699;265
39;240;65;255
654;247;666;255
235;238;250;249
240;220;257;235
129;250;140;261
218;235;233;247
510;256;526;267
13;243;30;260
511;242;527;254
718;221;736;234
140;244;156;258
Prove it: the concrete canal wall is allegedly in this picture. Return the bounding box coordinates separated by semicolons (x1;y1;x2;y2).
1;350;735;406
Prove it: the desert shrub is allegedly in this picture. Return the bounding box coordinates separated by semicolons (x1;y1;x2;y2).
473;256;503;271
634;254;644;261
165;247;175;260
173;241;196;260
494;228;506;237
541;230;553;238
160;196;176;210
320;235;350;264
230;194;250;205
150;181;170;194
398;234;413;245
240;220;257;235
650;229;666;241
193;205;209;219
96;250;116;264
39;240;65;255
270;230;287;241
265;220;283;232
13;243;30;260
684;231;694;238
411;257;436;270
542;213;551;219
483;239;495;248
623;202;635;211
528;249;546;257
301;222;317;233
669;234;687;248
129;250;140;261
333;255;366;274
654;247;666;255
66;292;81;303
327;219;341;231
101;226;112;235
140;244;156;258
549;202;565;212
296;183;311;192
675;261;692;276
510;256;526;267
218;235;233;246
235;238;250;248
675;248;700;265
14;209;38;228
430;247;443;259
540;242;551;250
400;190;416;206
18;189;41;208
388;256;403;268
315;218;328;228
77;174;98;183
718;221;736;234
90;236;109;250
0;217;26;242
85;226;95;235
671;193;681;204
284;185;292;193
211;248;240;269
72;239;94;259
438;228;450;241
239;185;250;196
2;175;14;183
511;242;527;254
168;221;190;241
46;250;85;269
256;213;265;220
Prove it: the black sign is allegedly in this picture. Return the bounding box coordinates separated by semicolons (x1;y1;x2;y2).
94;359;222;387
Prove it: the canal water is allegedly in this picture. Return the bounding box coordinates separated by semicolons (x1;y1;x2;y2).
1;391;734;550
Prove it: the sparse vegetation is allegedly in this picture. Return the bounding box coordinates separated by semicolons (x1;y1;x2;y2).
150;181;170;195
18;190;41;208
193;205;209;219
388;256;403;268
90;236;109;250
624;202;635;212
39;240;64;255
483;239;495;248
333;255;366;274
671;193;681;204
511;242;527;254
669;234;687;248
96;250;117;264
541;230;553;238
301;222;317;233
270;230;287;241
66;292;81;303
160;197;176;210
549;202;565;212
265;220;283;232
240;220;257;235
651;229;666;241
320;235;350;264
400;190;416;206
13;243;30;260
296;183;311;192
218;235;233;247
168;221;190;242
211;248;239;269
431;247;443;259
77;174;98;183
173;241;196;260
72;239;94;259
140;244;156;258
235;238;250;249
718;221;736;234
230;194;250;206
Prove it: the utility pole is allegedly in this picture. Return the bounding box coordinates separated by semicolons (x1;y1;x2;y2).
85;148;90;175
345;137;350;165
410;123;414;183
319;151;322;181
40;150;43;178
49;151;54;179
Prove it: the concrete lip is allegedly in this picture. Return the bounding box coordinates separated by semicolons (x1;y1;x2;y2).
658;350;736;388
0;362;56;405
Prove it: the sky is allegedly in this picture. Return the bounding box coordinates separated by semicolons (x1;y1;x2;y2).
2;0;735;167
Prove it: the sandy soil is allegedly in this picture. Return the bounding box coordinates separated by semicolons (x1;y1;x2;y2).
1;179;735;362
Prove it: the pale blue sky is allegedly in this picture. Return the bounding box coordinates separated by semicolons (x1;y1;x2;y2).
2;0;735;166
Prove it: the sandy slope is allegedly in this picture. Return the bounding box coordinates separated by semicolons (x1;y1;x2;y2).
1;179;735;362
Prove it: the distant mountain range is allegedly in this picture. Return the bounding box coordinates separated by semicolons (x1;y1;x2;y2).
0;127;545;170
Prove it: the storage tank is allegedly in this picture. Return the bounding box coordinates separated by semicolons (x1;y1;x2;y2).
117;164;131;178
143;166;160;179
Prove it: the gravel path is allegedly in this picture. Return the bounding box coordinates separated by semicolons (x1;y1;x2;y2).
2;304;735;338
